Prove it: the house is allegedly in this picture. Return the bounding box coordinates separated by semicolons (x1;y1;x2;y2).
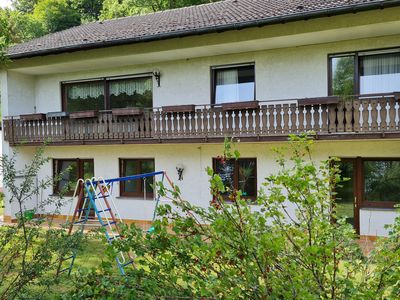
2;0;400;238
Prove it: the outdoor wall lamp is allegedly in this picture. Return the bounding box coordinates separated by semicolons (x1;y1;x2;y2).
176;163;184;181
153;69;161;87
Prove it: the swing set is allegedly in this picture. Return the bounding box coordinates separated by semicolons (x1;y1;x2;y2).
57;171;173;276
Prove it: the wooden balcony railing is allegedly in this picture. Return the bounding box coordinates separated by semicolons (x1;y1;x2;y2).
3;94;400;146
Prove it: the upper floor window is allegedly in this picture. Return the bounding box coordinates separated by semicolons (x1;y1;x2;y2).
329;49;400;96
62;75;153;112
212;64;255;104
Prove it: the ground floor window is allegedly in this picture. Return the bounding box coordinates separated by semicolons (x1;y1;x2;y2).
53;159;94;195
336;157;400;234
119;159;155;198
213;158;257;199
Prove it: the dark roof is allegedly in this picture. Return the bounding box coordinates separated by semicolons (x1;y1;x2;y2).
8;0;400;59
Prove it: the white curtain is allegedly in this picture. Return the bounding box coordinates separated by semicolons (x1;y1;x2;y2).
216;69;239;103
67;82;104;100
362;53;400;75
109;78;152;96
360;53;400;94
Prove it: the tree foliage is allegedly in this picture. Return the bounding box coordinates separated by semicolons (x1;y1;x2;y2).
100;0;217;19
3;0;220;45
32;0;81;33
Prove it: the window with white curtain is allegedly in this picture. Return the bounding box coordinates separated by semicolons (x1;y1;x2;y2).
360;52;400;94
65;81;105;112
62;75;153;112
329;49;400;96
109;77;152;109
213;65;255;104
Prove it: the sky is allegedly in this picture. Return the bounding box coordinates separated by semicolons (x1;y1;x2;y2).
0;0;12;8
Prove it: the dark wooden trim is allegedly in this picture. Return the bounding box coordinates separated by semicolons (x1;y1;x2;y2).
69;110;98;119
9;131;400;147
162;105;196;113
221;100;259;111
20;113;46;121
354;157;362;234
112;107;144;116
298;96;340;106
354;53;359;95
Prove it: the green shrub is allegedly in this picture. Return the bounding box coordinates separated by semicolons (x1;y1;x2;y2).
66;134;400;299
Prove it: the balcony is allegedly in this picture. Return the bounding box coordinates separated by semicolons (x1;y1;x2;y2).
3;93;400;146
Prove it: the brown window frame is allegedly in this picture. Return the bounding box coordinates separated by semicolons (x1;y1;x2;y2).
119;158;155;198
212;157;257;200
53;158;94;196
61;75;153;112
211;63;256;105
358;157;400;209
328;47;400;96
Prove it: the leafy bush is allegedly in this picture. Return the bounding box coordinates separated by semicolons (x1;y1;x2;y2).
65;135;400;299
0;146;82;299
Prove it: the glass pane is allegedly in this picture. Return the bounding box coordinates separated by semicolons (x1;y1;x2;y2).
215;66;255;104
66;82;105;112
330;56;355;96
360;52;400;94
336;161;355;227
364;160;400;202
83;160;94;180
215;159;235;194
124;160;139;193
141;160;155;193
238;159;257;197
57;160;78;194
109;77;153;109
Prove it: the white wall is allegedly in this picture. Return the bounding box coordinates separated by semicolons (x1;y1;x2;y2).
13;34;398;114
7;71;36;115
7;139;398;236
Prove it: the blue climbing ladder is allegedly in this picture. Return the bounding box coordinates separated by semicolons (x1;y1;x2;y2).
57;171;166;276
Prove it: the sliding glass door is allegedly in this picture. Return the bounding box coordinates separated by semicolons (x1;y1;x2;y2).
336;159;359;233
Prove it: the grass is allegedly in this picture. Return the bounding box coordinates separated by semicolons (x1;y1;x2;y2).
0;226;113;299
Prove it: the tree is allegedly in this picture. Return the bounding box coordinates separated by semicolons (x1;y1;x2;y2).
71;0;103;22
32;0;81;33
12;0;39;14
332;56;355;96
100;0;218;19
0;145;82;299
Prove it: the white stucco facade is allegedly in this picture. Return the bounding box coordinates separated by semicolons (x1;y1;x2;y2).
2;7;400;236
